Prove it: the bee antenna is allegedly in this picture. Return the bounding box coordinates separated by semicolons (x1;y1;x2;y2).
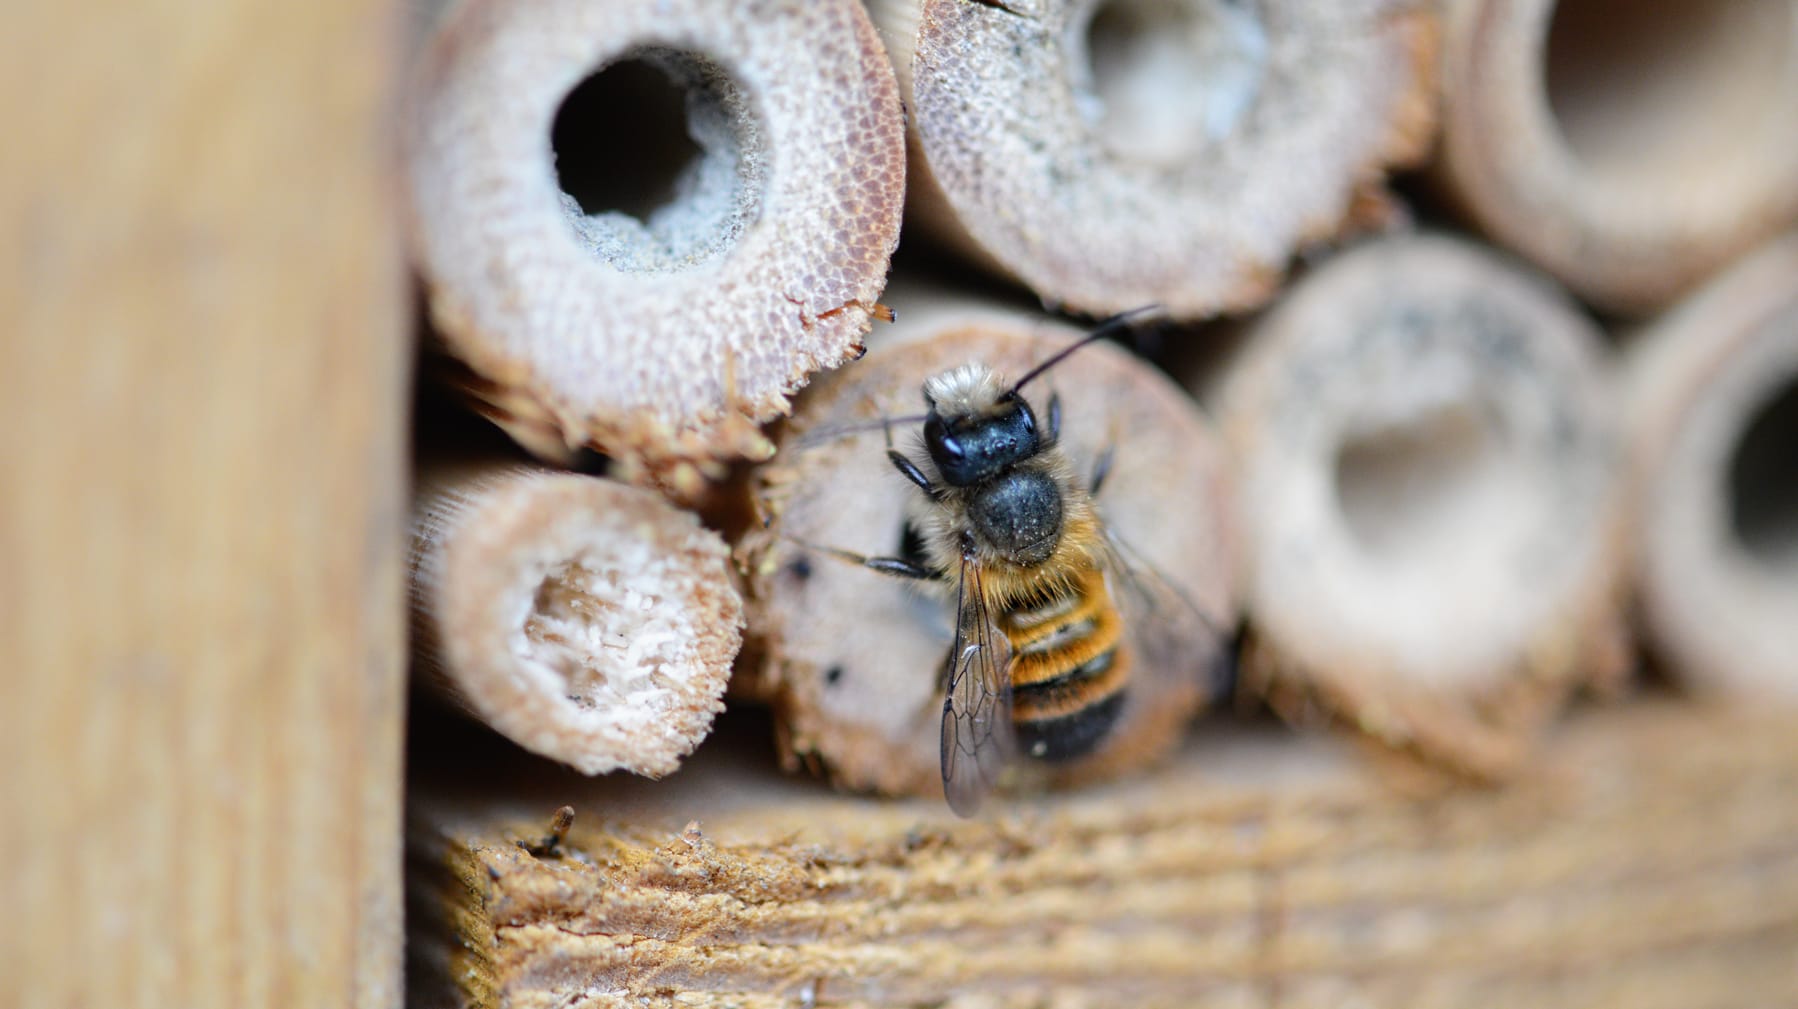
793;413;932;449
1008;305;1164;394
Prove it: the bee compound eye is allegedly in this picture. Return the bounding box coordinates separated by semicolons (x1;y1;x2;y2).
926;416;963;460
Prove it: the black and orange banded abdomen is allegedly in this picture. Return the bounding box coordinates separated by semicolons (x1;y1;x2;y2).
1003;566;1129;762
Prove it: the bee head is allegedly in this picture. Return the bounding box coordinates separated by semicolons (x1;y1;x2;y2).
924;390;1040;487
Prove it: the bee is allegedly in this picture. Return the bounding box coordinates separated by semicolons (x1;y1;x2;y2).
796;309;1208;815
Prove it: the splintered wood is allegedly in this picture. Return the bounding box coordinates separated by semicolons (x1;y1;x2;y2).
409;703;1798;1009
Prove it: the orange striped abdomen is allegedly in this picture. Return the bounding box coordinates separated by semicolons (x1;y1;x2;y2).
1001;565;1130;762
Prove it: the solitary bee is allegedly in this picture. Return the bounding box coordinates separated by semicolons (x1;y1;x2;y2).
801;310;1207;815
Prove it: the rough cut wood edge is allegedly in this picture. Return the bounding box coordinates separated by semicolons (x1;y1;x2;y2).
0;0;409;1003
407;700;1798;1009
411;463;743;777
735;305;1238;801
403;0;906;496
866;0;1438;318
1435;0;1798;316
1209;234;1630;782
1623;235;1798;698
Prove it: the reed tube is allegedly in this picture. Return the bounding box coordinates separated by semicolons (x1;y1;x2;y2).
738;303;1237;800
865;0;1438;318
409;463;742;776
403;0;907;494
1211;234;1629;779
1625;236;1798;697
1436;0;1798;314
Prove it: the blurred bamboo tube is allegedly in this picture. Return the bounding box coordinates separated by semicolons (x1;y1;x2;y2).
865;0;1438;318
1625;236;1798;698
1437;0;1798;316
1211;234;1628;779
410;463;743;776
738;302;1237;801
403;0;907;496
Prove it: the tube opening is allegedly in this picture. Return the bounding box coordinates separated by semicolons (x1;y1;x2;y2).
1543;0;1794;183
1072;0;1267;165
1334;403;1507;565
1726;370;1798;572
550;49;764;272
522;558;686;708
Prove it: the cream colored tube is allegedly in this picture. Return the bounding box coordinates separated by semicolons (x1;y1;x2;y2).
738;298;1237;801
410;463;743;776
403;0;907;496
1437;0;1798;315
867;0;1437;318
1626;236;1798;698
1213;234;1629;779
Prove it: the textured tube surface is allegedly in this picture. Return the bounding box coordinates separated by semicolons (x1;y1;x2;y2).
1214;234;1628;778
738;302;1238;800
410;463;743;776
1437;0;1798;314
1625;235;1798;697
404;0;907;493
868;0;1438;318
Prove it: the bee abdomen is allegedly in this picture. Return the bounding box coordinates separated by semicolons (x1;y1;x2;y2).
1014;677;1128;763
1010;631;1130;763
1002;565;1130;763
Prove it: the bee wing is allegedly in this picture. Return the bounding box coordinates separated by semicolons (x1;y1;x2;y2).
940;547;1016;817
1093;511;1230;700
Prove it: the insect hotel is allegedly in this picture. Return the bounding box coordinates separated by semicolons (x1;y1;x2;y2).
11;0;1798;1006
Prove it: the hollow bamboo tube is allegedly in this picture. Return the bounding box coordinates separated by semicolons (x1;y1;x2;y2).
737;303;1238;801
409;701;1798;1009
1625;235;1798;698
1436;0;1798;316
410;463;743;776
403;0;907;496
1210;234;1629;780
864;0;1438;318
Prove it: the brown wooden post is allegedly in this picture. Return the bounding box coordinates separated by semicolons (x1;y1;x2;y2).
0;0;410;1005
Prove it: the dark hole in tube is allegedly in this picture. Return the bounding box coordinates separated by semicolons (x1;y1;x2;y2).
1727;371;1798;570
551;58;701;221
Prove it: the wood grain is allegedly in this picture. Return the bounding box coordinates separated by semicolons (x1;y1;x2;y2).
0;0;408;1005
409;701;1798;1008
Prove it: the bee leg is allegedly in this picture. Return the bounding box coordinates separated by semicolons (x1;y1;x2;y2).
861;555;941;580
778;534;942;581
879;411;945;501
888;450;944;502
1045;392;1062;444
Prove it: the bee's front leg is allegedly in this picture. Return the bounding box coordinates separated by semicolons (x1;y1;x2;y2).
887;450;944;502
779;535;942;582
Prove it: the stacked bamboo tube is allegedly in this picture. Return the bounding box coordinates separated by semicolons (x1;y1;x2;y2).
737;303;1239;802
1624;236;1798;697
404;0;907;495
1210;234;1630;780
400;0;1798;1005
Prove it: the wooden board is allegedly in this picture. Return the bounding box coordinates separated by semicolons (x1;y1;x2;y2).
0;0;409;1004
410;700;1798;1008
